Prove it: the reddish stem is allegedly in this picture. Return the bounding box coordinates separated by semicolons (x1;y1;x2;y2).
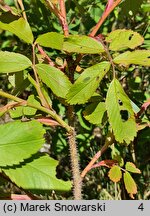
37;44;55;67
59;0;69;36
81;134;114;178
89;0;122;37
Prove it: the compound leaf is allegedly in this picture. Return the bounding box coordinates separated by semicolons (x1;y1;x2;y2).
36;32;64;50
2;155;71;193
83;102;106;125
0;13;33;44
108;165;122;182
0;121;45;166
36;64;72;99
113;50;150;66
106;78;137;144
63;35;105;54
67;62;110;104
0;51;32;73
106;29;144;51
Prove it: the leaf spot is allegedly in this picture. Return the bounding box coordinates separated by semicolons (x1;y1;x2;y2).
83;77;90;82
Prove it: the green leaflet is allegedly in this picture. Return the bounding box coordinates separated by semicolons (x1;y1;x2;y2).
83;102;106;125
0;51;32;73
106;29;144;51
123;171;137;197
108;166;122;183
0;13;34;44
63;35;105;54
36;32;64;50
9;95;40;118
2;155;71;193
106;78;137;144
113;50;150;66
36;64;72;99
125;162;141;174
0;121;45;166
67;62;110;105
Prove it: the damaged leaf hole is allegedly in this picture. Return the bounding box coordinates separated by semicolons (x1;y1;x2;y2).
128;34;134;41
118;99;123;106
120;110;129;121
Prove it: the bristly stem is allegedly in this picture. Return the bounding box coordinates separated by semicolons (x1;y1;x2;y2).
90;0;122;37
68;128;82;199
66;56;82;199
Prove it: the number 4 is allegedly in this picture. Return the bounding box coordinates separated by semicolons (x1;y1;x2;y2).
138;203;144;211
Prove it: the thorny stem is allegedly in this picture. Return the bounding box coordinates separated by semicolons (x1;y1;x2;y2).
90;0;122;37
81;133;114;178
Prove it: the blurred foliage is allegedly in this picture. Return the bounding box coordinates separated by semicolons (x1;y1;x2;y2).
0;0;150;199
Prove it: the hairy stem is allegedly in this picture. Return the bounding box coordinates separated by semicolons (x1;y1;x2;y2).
66;56;82;199
68;128;82;199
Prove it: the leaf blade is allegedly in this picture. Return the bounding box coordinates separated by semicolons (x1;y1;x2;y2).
106;29;144;51
0;51;32;73
123;171;137;198
36;32;64;50
125;162;141;174
36;64;72;99
67;61;110;104
83;102;106;125
2;155;72;193
106;78;137;144
0;14;34;44
63;35;105;54
108;165;122;182
0;121;45;166
113;50;150;66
